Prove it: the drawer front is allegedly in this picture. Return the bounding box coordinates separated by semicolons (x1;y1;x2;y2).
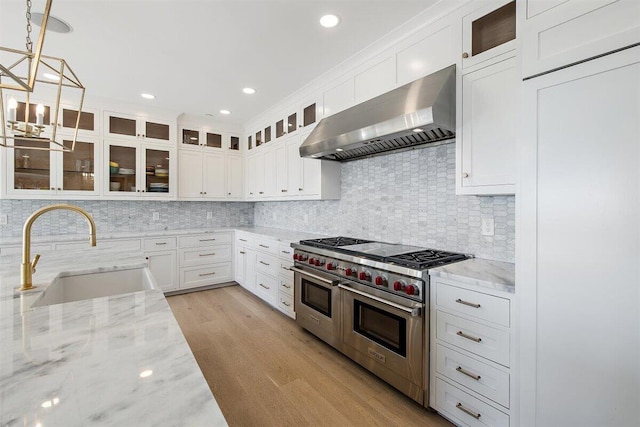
255;271;278;305
436;344;510;408
1;244;52;256
179;245;232;267
56;239;141;251
254;237;279;256
278;243;294;261
180;263;232;289
435;378;509;427
144;236;177;251
235;232;253;246
255;252;279;277
436;281;510;327
437;311;510;367
278;292;295;318
179;232;232;248
279;260;294;280
279;276;294;296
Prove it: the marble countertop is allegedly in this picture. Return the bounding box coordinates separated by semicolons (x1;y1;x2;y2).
429;258;515;293
0;249;227;426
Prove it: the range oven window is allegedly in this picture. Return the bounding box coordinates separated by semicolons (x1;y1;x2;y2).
301;278;331;317
354;300;406;357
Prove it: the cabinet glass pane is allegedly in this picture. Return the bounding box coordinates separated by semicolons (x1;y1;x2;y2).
264;126;272;143
62;140;94;191
303;103;316;127
472;1;516;56
248;135;253;150
230;136;240;150
109;116;137;137
287;113;297;134
146;121;170;140
145;149;170;194
62;108;94;131
109;145;137;192
182;128;200;146
276;120;284;138
256;131;262;147
14;139;50;190
17;102;50;125
206;132;222;148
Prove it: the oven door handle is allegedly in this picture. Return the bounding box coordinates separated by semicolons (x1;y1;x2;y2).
290;267;338;286
338;284;422;317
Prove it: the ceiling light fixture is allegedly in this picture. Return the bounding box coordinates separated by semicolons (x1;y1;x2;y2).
141;93;155;100
219;109;230;115
1;0;85;153
242;87;256;95
320;14;340;28
30;12;72;33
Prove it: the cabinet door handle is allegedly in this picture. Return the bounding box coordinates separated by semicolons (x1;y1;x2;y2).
259;191;264;194
456;366;481;381
155;242;167;246
239;251;246;255
259;283;270;290
457;331;482;343
456;403;480;419
199;272;216;277
259;261;270;266
281;189;287;193
228;192;231;195
282;301;291;307
199;238;216;242
51;187;55;190
298;188;303;191
462;52;469;59
455;298;481;308
258;244;269;249
57;187;61;191
239;239;248;242
462;172;469;178
199;253;216;257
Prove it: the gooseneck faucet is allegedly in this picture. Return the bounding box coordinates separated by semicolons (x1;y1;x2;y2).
20;204;97;291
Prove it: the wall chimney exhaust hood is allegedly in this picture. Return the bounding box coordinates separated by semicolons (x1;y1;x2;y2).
300;65;456;162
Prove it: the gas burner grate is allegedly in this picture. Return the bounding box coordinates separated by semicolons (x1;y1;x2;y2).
299;236;375;249
386;249;468;269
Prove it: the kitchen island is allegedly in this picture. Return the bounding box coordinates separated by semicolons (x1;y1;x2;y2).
0;248;227;426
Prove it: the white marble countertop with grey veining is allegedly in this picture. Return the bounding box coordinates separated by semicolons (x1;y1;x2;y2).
0;249;227;426
428;258;515;293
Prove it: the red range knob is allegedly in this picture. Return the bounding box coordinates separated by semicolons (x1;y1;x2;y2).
308;258;315;265
405;285;417;295
374;276;387;286
314;259;322;266
393;281;403;291
345;268;353;277
293;254;299;260
358;272;370;281
326;263;334;270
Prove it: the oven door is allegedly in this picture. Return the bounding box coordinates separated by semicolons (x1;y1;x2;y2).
292;266;342;350
339;282;424;402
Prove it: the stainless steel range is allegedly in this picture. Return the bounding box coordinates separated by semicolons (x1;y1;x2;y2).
291;236;469;406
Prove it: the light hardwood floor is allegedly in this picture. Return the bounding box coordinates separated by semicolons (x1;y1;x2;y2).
167;285;454;427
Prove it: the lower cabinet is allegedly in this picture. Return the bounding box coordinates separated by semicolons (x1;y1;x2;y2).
145;250;178;292
277;243;295;318
178;232;233;290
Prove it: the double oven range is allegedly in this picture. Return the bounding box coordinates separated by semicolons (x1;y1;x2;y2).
290;236;469;406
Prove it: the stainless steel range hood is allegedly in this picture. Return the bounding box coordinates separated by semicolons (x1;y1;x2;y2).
300;65;456;162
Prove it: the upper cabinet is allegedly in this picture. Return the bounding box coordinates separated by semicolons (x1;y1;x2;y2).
53;105;100;138
104;111;174;144
521;0;640;78
462;0;516;71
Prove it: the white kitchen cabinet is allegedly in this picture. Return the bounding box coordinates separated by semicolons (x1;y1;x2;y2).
521;0;640;78
104;111;174;144
177;232;233;290
354;57;396;103
461;0;516;72
277;242;295;319
179;125;224;151
55;104;100;138
275;144;288;196
518;46;640;427
263;148;278;197
245;155;257;199
7;137;101;198
145;250;178;293
234;232;255;292
457;57;517;195
226;155;243;199
323;77;355;117
178;151;227;199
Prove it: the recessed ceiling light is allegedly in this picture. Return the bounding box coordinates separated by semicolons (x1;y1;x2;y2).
43;72;60;81
412;128;424;133
141;93;155;100
320;14;340;28
242;87;256;95
220;109;231;115
30;12;72;33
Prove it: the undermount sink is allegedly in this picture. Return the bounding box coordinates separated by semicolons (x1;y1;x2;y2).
32;267;157;307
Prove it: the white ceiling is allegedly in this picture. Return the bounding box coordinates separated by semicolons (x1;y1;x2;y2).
0;0;437;124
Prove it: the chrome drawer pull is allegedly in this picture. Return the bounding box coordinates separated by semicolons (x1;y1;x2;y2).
199;253;216;257
282;284;291;289
239;238;248;242
456;366;481;381
282;301;291;307
281;250;291;254
239;251;246;255
457;331;482;343
456;298;481;308
259;261;270;266
259;283;270;290
199;238;216;242
259;244;269;248
155;242;167;245
456;403;481;419
199;272;216;277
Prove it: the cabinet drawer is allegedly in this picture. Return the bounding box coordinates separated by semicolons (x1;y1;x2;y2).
436;344;510;408
144;237;177;251
437;311;510;367
180;263;232;289
56;239;141;251
278;243;294;260
435;377;509;427
280;260;294;280
179;245;232;267
179;233;232;248
255;252;279;277
278;292;295;318
253;237;279;256
279;276;294;296
235;232;253;246
255;271;278;306
436;281;510;327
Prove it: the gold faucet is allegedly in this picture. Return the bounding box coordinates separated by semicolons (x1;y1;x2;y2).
20;204;96;291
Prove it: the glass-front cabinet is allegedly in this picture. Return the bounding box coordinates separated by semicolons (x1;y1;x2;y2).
8;137;100;197
105;140;174;198
179;126;228;151
104;111;174;144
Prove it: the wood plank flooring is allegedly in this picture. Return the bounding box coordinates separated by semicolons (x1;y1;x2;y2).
167;285;454;427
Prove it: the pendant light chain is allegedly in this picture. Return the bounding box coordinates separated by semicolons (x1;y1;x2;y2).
25;0;33;52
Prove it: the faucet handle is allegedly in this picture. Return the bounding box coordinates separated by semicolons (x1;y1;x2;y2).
31;253;41;274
